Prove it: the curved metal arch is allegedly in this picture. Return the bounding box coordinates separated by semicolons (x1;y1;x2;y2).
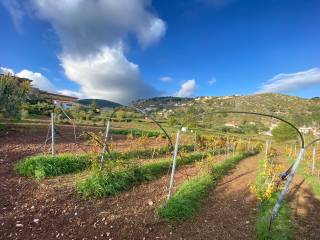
108;104;175;152
305;137;320;149
207;111;305;148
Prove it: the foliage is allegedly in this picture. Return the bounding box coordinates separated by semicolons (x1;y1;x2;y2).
167;116;179;127
0;123;6;131
0;75;30;117
271;123;297;142
158;151;257;221
251;155;294;240
77;151;221;198
21;101;54;116
16;154;91;179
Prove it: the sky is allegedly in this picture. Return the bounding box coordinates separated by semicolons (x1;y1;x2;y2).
0;0;320;104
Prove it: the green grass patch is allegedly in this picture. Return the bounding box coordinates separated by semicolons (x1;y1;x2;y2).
303;174;320;198
77;151;222;198
256;193;294;240
110;128;162;137
255;158;294;240
16;154;91;179
158;151;257;222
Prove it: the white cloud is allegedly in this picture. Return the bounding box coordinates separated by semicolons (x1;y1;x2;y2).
177;79;196;97
208;77;217;85
57;89;83;99
16;69;56;92
256;68;320;93
160;76;173;82
1;0;24;31
24;0;166;104
0;67;15;75
61;46;159;103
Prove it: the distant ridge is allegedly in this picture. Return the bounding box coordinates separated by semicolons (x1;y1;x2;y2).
77;99;122;109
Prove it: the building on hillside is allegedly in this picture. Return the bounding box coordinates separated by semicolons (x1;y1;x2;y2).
299;126;314;134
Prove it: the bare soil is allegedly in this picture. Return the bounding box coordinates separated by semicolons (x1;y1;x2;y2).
1;125;319;239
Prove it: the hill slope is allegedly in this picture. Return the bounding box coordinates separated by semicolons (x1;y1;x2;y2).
135;94;320;127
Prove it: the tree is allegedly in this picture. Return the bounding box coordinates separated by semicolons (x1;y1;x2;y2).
271;123;297;142
90;99;97;113
0;75;30;118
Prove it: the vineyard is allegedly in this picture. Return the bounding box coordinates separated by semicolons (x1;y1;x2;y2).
1;109;320;240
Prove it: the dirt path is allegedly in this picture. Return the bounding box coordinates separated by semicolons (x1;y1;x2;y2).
149;154;261;239
288;173;320;239
275;150;320;240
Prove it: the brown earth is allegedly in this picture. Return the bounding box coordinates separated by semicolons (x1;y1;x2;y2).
1;125;319;239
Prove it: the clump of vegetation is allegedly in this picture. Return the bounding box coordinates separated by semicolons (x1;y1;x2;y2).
16;154;91;179
0;123;6;131
251;152;294;240
77;151;221;198
0;75;30;118
271;123;297;142
158;151;257;222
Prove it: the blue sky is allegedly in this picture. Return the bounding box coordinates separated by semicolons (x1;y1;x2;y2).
1;0;320;103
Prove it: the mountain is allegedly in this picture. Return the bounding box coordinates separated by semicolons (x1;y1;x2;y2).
77;99;121;109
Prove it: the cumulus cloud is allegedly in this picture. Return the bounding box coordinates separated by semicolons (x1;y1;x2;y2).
24;0;166;104
0;67;15;75
208;77;217;85
57;89;83;99
160;76;173;82
1;0;25;31
61;46;159;102
256;67;320;93
16;69;56;92
177;79;196;97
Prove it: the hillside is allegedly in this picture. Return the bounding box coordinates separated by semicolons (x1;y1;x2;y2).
135;93;320;127
77;99;121;109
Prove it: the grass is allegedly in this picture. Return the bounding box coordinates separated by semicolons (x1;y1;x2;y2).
157;151;257;222
110;144;195;161
16;154;91;179
110;128;162;137
77;150;223;198
15;144;195;179
255;158;294;240
303;174;320;198
256;194;294;240
293;157;320;199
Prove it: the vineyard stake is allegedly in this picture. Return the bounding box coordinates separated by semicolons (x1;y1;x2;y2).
100;120;111;170
51;112;55;156
167;130;180;202
265;140;269;155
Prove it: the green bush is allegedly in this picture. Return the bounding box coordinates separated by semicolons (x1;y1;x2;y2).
271;123;297;142
16;154;91;179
